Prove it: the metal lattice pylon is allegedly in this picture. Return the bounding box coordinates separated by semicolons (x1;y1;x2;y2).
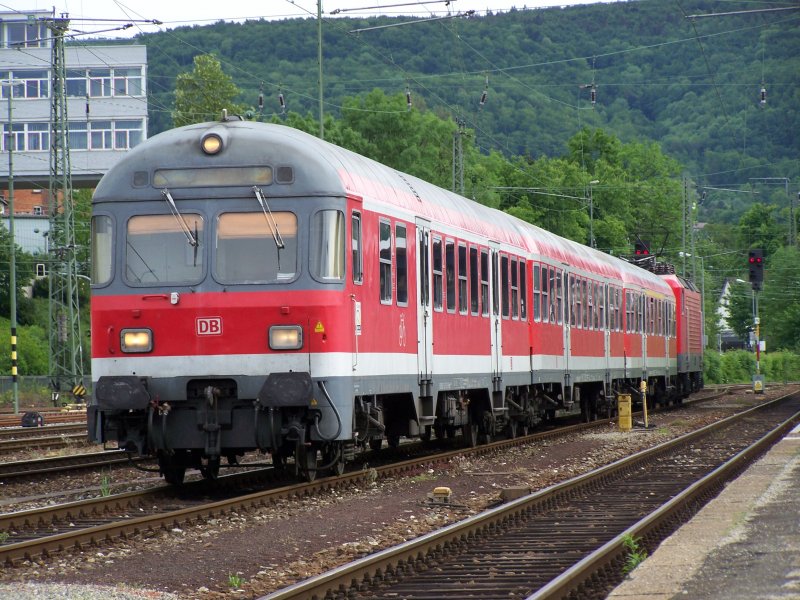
47;17;83;398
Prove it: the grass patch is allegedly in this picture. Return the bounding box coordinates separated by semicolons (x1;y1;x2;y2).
621;533;648;575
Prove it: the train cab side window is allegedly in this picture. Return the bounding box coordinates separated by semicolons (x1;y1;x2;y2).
396;223;408;305
470;247;479;315
533;264;541;322
311;210;345;282
379;220;392;304
91;215;113;285
480;249;489;317
540;266;548;323
458;243;468;314
511;257;519;319
127;214;205;285
501;255;510;318
492;251;500;316
445;241;456;312
520;260;527;321
351;212;363;285
554;268;561;325
594;283;601;330
625;291;632;333
433;237;443;311
569;275;576;327
586;282;594;330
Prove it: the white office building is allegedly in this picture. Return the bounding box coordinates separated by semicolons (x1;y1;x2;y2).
1;9;148;189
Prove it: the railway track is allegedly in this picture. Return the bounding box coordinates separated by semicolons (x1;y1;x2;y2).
0;424;89;455
0;451;140;480
0;385;777;571
0;410;87;428
259;390;800;600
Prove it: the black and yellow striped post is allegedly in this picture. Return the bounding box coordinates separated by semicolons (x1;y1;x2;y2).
5;82;19;414
72;382;87;401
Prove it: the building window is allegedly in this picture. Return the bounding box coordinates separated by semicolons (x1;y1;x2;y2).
68;122;88;150
0;70;48;99
114;120;144;149
89;69;112;97
113;67;143;96
2;123;23;151
33;206;43;215
90;121;113;149
26;123;49;151
66;69;88;97
4;22;48;48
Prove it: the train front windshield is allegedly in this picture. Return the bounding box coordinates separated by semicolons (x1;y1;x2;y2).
91;207;347;286
216;212;298;283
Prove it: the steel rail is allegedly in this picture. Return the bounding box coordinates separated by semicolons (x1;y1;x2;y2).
257;392;799;600
0;386;779;570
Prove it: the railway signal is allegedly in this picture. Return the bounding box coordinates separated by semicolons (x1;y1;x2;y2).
747;249;764;290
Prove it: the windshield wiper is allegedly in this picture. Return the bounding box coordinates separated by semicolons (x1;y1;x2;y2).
253;186;285;250
162;188;199;247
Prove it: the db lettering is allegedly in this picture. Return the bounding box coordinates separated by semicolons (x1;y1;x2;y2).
196;317;222;336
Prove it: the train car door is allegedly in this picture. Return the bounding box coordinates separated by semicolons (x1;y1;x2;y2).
490;244;503;380
563;271;571;378
604;282;611;384
416;218;433;382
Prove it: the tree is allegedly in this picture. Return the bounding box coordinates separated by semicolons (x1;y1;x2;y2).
172;54;246;127
0;224;34;325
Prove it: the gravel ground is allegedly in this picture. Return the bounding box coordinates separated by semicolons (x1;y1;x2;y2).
0;386;792;600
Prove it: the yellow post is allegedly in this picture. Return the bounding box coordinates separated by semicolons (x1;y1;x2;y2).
640;380;648;429
618;394;632;432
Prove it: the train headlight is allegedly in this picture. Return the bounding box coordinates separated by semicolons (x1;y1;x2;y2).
269;325;303;350
201;133;223;155
121;328;153;353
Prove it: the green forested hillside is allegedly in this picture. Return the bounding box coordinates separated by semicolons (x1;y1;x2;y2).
133;0;798;221
53;0;798;360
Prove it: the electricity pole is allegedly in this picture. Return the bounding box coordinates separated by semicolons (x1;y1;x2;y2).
47;16;83;403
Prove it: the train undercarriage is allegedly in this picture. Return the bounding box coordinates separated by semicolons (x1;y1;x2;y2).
90;370;701;486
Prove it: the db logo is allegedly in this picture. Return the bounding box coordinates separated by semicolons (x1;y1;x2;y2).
196;317;223;336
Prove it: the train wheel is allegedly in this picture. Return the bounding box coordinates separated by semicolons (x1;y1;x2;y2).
506;419;518;439
158;451;186;485
420;425;433;442
271;449;287;471
200;456;220;481
323;445;345;477
480;411;494;444
369;438;383;451
297;445;318;482
387;434;401;449
464;423;478;447
434;422;446;441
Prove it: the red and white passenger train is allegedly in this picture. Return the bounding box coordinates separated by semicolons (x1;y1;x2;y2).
88;119;704;483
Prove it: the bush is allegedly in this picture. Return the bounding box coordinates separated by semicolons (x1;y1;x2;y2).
704;349;800;384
